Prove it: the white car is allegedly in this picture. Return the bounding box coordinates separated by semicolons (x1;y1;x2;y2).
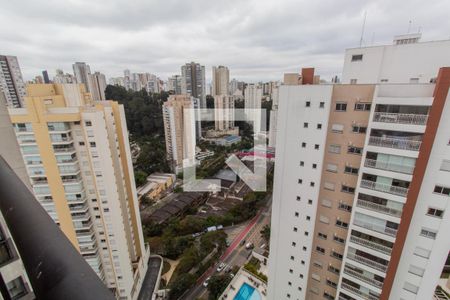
203;276;211;287
217;262;226;272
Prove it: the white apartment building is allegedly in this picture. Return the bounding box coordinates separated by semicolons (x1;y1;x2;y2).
181;62;206;108
8;84;149;300
0;55;26;108
88;71;107;101
167;75;182;94
244;84;263;134
342;33;450;84
214;94;235;131
72;62;92;92
54;69;77;84
268;87;279;148
212;66;230;96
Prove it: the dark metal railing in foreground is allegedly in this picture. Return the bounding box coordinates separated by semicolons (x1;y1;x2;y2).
0;156;114;300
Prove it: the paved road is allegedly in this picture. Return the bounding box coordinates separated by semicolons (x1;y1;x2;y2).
181;195;272;300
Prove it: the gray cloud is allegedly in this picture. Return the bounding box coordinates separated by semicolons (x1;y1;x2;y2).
1;0;450;82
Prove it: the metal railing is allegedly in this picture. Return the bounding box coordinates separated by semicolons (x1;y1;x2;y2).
350;235;392;255
347;252;388;272
354;218;398;237
360;179;409;197
344;266;383;288
356;198;402;217
373;112;428;125
53;147;76;153
341;282;380;300
364;158;415;174
368;136;421;151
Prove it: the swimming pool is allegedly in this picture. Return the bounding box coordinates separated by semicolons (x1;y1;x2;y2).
234;283;262;300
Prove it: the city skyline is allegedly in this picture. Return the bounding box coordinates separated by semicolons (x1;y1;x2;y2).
2;0;450;82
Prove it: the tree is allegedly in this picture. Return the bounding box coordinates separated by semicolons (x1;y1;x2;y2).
134;170;148;186
168;273;196;300
207;274;232;300
260;224;270;243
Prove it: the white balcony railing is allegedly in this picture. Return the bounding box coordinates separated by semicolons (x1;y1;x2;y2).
373;112;428;125
353;218;398;237
356;198;403;217
350;235;392;255
368;136;421;151
364;158;415;174
360;179;409;197
347;252;388;273
343;265;384;288
341;282;380;300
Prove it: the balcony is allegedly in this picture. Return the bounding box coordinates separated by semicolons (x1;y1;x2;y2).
373;112;428;125
356;198;402;217
51;136;73;144
364;158;414;174
53;145;76;153
368;136;421;151
353;218;398;237
350;235;392;255
341;282;380;300
344;265;383;289
360;179;408;197
347;252;388;272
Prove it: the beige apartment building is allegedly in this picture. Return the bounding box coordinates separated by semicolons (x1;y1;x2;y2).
8;84;149;300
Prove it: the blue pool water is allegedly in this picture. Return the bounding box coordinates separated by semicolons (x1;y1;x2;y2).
234;283;261;300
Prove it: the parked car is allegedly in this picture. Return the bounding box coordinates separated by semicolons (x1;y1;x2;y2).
240;239;246;246
203;276;211;287
245;242;254;250
217;262;226;272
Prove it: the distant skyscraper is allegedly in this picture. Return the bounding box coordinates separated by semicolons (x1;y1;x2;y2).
181;62;206;108
53;69;77;84
88;71;107;101
72;62;91;91
9;84;150;299
244;84;263;134
0;55;26;107
214;95;234;131
162;95;197;173
42;70;50;83
167;75;182;94
268;87;279;148
212;65;230;96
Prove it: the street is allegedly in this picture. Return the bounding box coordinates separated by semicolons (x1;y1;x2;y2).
181;195;272;300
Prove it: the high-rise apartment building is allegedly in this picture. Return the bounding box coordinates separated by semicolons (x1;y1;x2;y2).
268;87;279;148
212;66;230;96
8;84;149;300
214;95;234;131
72;62;92;92
268;35;450;300
181;62;206;108
42;70;50;83
244;84;263;134
0;55;26;108
162;95;197;173
0;92;34;299
54;69;77;84
167;75;182;94
88;71;107;101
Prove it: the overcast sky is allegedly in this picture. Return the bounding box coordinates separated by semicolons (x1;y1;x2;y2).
1;0;450;83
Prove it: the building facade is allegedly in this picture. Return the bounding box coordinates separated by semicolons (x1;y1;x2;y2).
167;75;182;94
212;65;230;96
162;95;197;173
72;62;92;92
8;84;149;300
214;95;235;131
88;71;107;101
0;55;26;108
181;62;206;108
244;84;263;134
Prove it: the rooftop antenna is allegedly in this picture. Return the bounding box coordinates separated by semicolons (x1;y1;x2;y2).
407;20;412;33
359;11;367;47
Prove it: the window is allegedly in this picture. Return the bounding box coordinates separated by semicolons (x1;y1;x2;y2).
347;145;363;154
287;294;291;298
350;79;357;84
308;199;313;204
344;166;358;175
335;103;347;111
352;125;367;133
303;246;307;251
338;202;352;212
326;279;337;289
324;182;335;191
319;215;329;224
328;265;340;275
316;246;325;254
306;216;311;221
79;141;85;146
310;182;315;187
304;122;308;128
409;78;419;84
6;277;27;299
380;79;389;83
329;144;341;154
312;163;317;169
300;161;304;166
319;102;325;108
299;274;304;279
311;273;321;282
314;144;320;150
85;121;92;126
341;185;355;194
317;124;322;129
298;179;303;184
293;227;298;232
301;260;305;265
354;103;371;111
440;160;450;172
74;121;81;125
403;282;419;294
289;269;293;274
313;261;323;269
296;196;301;201
288;281;292;286
414;247;431;258
434;185;450;196
420;228;437;239
90;142;96;147
306;101;311;107
321;199;332;208
292;242;296;247
302;142;306;148
335;219;348;228
304;231;309;236
290;256;295;261
408;265;425;277
330;251;343;260
326;163;338;173
427;208;444;218
333;235;345;244
295;212;299;217
351;54;363;61
331;123;344;133
318;232;328;239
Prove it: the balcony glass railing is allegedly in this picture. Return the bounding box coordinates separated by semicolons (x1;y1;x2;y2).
353;218;398;237
356;198;402;217
347;252;388;272
360;179;408;197
53;146;76;153
344;266;383;289
373;112;428;125
364;158;414;174
368;136;421;151
341;282;380;300
350;235;392;255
